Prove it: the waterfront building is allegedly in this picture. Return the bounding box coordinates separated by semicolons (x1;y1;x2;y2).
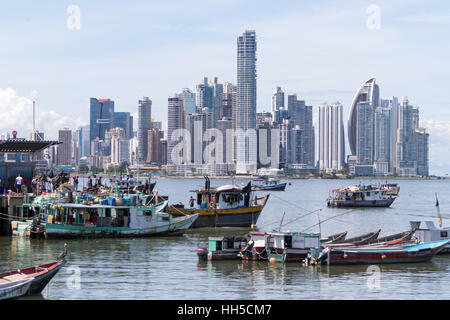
167;95;185;165
318;102;345;173
374;106;391;175
110;127;127;165
356;101;375;166
80;125;90;158
271;87;285;123
396;97;417;176
196;78;214;115
137;97;152;164
236;30;257;174
57;128;72;167
217;118;233;164
90;98;115;142
147;127;165;165
348;78;379;156
415;127;429;177
221;82;236;121
185;112;212;164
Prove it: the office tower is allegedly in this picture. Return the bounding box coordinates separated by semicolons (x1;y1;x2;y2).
90;98;115;141
211;77;223;127
137;97;152;164
374;106;391;175
167;95;185;165
415;127;429;176
387;97;400;174
221;82;236;120
80;125;90;157
113;112;133;140
396;97;417;176
57;128;72;166
356;102;375;165
185;112;212;164
279;120;292;168
147;127;165;164
110;127;127;165
181;89;196;115
318;102;345;172
271;87;284;123
196;77;214;113
256;112;273;127
287;95;314;167
217;118;233;163
412;107;420;130
236;30;257;174
348;78;379;156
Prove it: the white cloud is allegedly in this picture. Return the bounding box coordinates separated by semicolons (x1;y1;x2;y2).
0;87;87;140
420;119;450;175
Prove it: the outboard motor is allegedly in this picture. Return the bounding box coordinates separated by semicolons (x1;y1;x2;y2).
197;247;208;261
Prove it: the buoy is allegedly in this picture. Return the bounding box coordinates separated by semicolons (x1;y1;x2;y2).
250;224;255;230
381;254;386;259
343;253;348;258
269;257;277;264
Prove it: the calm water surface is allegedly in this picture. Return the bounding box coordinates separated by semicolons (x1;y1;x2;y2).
1;178;449;300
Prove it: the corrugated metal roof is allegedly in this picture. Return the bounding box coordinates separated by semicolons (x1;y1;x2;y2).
0;140;60;153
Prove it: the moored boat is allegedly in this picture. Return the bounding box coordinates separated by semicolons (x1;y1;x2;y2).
265;231;321;263
197;236;249;261
380;183;400;196
0;278;33;300
412;221;450;254
326;230;381;247
169;178;270;228
320;231;347;244
251;177;287;191
0;260;66;294
327;184;396;208
239;232;269;260
311;240;449;265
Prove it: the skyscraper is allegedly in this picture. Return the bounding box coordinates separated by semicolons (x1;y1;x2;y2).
137;97;152;164
167;95;185;165
374;106;391;175
396;97;417;176
113;112;133;140
415;127;429;176
348;78;379;156
271;87;284;123
90;98;115;142
181;89;196;115
57;128;72;167
356;102;375;165
236;30;257;174
318;102;345;172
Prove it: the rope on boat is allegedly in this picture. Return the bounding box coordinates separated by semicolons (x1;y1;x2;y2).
299;209;359;233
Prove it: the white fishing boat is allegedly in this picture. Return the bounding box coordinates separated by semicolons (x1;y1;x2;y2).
0;278;33;300
411;221;450;254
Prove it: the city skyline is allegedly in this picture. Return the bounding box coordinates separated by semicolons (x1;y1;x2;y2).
0;1;448;174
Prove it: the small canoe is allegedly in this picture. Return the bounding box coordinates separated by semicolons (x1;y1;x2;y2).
321;231;348;244
327;230;381;247
0;260;66;294
0;278;34;300
366;229;415;246
312;240;449;265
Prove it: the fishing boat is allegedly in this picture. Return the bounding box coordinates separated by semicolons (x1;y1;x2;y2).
365;229;416;246
197;236;249;261
327;184;396;208
265;231;321;263
251;177;287;191
168;177;270;228
0;260;66;294
412;221;450;254
311;240;449;265
0;278;33;300
13;197;199;239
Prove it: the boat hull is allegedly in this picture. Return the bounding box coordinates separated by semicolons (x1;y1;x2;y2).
43;214;199;239
252;183;286;191
267;248;310;262
169;206;264;228
0;279;33;300
328;197;396;208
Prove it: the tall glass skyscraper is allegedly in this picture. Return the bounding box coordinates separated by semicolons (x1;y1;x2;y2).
236;30;257;174
137;97;152;163
90;98;114;142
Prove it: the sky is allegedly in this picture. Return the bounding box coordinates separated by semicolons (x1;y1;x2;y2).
0;0;449;174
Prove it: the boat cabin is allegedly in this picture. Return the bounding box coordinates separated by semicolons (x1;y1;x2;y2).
411;221;450;253
208;236;248;253
267;232;321;251
191;183;253;210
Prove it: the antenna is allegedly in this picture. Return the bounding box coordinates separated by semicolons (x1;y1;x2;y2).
32;100;36;141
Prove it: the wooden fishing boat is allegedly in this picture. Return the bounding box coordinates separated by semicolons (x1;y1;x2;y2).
265;231;321;263
327;185;396;208
0;278;33;300
14;199;199;239
0;260;66;294
169;178;270;228
197;236;248;261
380;183;400;196
320;231;348;244
311;240;449;265
326;230;381;247
365;229;415;246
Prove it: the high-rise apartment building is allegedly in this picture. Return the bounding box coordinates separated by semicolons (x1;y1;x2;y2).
137;97;152;163
167;95;185;165
90;98;114;142
236;30;257;174
318;102;345;172
57;128;72;167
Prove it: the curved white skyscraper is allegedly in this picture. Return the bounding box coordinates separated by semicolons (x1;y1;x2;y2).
347;78;379;156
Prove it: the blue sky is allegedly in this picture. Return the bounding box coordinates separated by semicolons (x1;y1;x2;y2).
0;0;449;174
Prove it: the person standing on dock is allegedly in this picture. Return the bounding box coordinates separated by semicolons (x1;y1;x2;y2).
189;196;195;208
15;174;23;193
